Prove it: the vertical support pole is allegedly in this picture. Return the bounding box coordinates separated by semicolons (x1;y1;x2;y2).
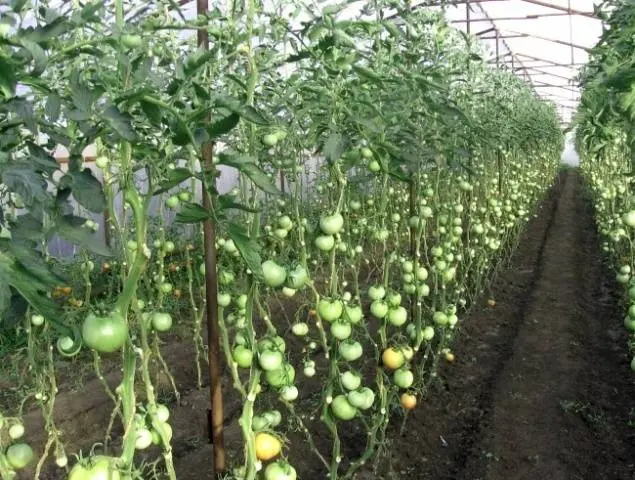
511;56;515;70
495;31;499;68
103;208;112;247
197;0;226;476
466;0;470;34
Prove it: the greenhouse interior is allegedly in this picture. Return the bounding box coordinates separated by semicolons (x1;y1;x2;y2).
1;0;634;479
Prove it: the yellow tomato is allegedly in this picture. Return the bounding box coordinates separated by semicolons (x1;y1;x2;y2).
382;347;405;370
255;432;281;461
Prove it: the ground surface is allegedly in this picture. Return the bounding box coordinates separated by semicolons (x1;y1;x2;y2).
19;169;635;479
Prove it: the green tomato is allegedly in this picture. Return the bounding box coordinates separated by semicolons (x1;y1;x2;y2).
218;292;232;307
252;415;269;431
156;404;170;423
121;34;142;49
417;267;429;281
291;322;309;336
393;368;414;388
387;306;408;326
258;349;284;371
68;456;121;480
319;213;344;235
233;345;254;368
178;191;191;202
368;285;386;301
82;312;128;353
262;260;287;288
263;134;278;146
340;371;362;391
386;291;402;307
315;234;335;251
265;364;295;388
8;423;24;440
166;196;180;209
370;300;389;319
330;320;352;340
286;265;309;289
347;387;375;410
433;311;448;326
135;428;153;450
264;460;297;480
317;298;344;322
345;305;363;324
31;314;45;326
218;271;235;286
257;336;286;353
278;215;293;230
263;410;282;427
6;443;34;470
151;312;172;332
164;241;175;253
338;340;363;361
331;395;357;420
623;211;635;228
368;160;381;173
360;147;373;159
159;282;174;294
402;261;414;273
280;385;299;401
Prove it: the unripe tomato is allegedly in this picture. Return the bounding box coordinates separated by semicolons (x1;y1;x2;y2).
331;394;357;420
82;312;128;353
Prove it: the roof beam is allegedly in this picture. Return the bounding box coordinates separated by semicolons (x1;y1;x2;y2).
496;31;591;51
519;66;573;82
475;26;496;36
516;53;581;67
519;0;598;19
451;12;594;23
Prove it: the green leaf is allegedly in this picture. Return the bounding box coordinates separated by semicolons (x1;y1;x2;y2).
69;169;107;213
20;39;48;75
0;283;10;319
183;49;215;77
2;166;50;207
208;113;240;139
227;222;263;280
352;65;383;83
218;194;261;213
140;99;163;126
215;96;269;125
155;168;194;195
322;133;350;164
45;94;61;122
54;216;112;256
216;152;279;195
9;242;63;286
175;203;212;223
102;105;137;142
0;56;17;98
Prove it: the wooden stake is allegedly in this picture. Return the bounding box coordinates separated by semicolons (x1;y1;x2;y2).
196;0;226;475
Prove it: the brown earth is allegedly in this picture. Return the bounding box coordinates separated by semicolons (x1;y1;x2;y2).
15;169;635;479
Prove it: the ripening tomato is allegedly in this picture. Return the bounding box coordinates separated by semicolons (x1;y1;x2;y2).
255;432;281;461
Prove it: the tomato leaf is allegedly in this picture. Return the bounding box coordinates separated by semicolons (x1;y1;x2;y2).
208;113;240;139
215;96;269;125
68;169;107;213
226;222;263;280
175;203;212;223
322;133;350;164
0;56;17;99
218;194;261;213
54;216;112;256
155;168;194;195
0;283;11;319
2;166;51;207
216;152;279;195
102;105;137;142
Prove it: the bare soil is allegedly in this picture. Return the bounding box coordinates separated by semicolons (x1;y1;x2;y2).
16;169;635;479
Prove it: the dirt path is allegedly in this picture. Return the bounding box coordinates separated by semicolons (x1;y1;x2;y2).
389;170;635;480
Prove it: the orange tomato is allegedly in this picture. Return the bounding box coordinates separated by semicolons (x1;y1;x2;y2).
487;299;496;307
400;393;417;410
